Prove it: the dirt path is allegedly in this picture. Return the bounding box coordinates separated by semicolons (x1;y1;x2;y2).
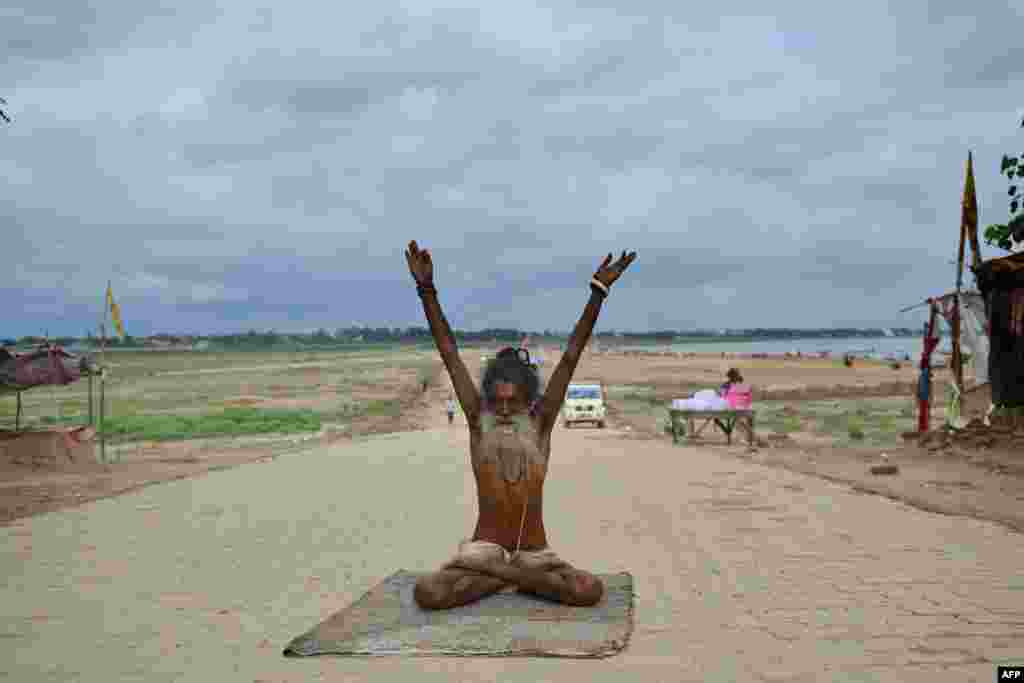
2;418;1021;681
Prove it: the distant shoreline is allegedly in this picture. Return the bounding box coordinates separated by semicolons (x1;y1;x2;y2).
17;333;931;357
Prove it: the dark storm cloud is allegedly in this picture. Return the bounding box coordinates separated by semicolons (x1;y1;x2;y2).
3;0;1023;336
5;1;153;62
794;240;929;296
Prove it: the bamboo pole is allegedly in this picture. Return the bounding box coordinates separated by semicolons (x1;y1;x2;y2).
918;303;939;433
952;222;966;393
100;283;109;464
954;150;979;394
99;364;105;464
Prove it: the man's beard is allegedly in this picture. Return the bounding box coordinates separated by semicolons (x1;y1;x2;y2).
480;412;531;434
480;412;532;481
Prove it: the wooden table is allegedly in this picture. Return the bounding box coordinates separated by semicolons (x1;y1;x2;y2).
668;409;756;446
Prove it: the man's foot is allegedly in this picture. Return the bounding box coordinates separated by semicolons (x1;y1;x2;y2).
514;565;604;606
414;568;509;610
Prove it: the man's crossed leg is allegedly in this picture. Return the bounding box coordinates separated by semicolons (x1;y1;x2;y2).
414;540;604;610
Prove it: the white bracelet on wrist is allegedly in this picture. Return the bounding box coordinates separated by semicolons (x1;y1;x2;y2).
590;278;609;296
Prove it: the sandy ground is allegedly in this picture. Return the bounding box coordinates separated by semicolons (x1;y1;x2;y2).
3;407;1023;681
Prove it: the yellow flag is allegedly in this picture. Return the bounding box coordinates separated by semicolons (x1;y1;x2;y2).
106;284;125;339
963;151;980;271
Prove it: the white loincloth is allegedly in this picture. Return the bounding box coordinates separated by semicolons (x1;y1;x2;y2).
445;539;568;571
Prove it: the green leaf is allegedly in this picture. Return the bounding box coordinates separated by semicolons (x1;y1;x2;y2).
984;223;1011;250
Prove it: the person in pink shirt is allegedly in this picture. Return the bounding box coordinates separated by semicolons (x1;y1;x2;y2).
719;368;743;398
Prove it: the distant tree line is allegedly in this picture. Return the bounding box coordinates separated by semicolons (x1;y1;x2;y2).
2;326;921;351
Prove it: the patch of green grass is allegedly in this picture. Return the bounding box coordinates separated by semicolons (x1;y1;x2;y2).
751;398;915;448
606;384;650;397
818;412;848;434
847;416;866;440
107;398;156;416
993;403;1024;416
415;361;439;390
39;415;88;426
878;414;897;433
779;415;802;434
619;388;675;417
625;393;663;407
98;407;322;442
319;401;363;422
363;399;401;417
59;399;85;413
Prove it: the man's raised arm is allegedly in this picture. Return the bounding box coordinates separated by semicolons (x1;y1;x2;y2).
405;241;481;427
536;250;637;434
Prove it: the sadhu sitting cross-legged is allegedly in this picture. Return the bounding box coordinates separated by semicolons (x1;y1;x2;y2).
403;240;637;610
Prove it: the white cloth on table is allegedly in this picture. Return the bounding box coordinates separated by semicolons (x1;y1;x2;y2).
672;391;729;412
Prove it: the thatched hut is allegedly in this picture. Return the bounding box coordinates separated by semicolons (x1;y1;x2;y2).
973;251;1024;416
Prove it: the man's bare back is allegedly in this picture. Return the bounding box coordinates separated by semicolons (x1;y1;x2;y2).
403;241;636;609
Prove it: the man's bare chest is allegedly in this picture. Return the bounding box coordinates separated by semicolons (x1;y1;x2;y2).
471;422;550;482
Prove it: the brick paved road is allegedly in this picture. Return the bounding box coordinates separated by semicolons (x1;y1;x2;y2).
1;426;1021;682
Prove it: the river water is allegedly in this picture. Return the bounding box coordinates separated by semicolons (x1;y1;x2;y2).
601;336;953;360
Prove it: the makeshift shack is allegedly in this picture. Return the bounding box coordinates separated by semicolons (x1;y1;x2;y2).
1;343;98;465
973;251;1024;419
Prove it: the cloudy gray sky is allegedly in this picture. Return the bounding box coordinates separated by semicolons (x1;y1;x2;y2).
4;0;1023;337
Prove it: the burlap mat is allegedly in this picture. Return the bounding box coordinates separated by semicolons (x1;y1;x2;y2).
283;570;633;658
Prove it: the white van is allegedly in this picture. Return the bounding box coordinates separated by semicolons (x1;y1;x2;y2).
562;382;607;428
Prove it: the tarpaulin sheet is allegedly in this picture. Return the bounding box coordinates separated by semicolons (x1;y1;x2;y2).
284;570;633;658
0;346;92;394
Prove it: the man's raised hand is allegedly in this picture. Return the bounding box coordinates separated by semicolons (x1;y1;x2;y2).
593;250;637;288
405;240;434;286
